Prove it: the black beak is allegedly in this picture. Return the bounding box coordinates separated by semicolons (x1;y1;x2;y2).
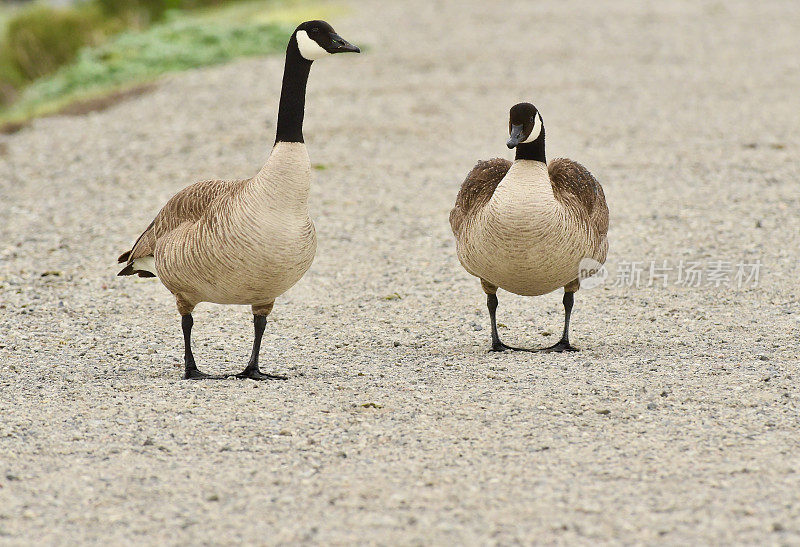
507;124;524;149
330;33;360;53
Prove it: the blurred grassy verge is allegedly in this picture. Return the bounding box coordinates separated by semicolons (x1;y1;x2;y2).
0;0;342;131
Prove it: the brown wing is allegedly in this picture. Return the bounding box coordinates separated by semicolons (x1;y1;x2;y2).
548;158;609;238
449;158;512;237
117;178;236;276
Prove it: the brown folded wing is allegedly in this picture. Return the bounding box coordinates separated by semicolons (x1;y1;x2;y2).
117;179;236;276
548;158;609;240
449;158;512;237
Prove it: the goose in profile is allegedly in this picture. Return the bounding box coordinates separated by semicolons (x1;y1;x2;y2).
117;20;359;380
450;102;609;352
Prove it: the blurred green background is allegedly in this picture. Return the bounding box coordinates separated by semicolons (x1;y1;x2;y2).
0;0;332;126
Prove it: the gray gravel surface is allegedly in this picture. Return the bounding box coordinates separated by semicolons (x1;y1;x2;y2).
1;0;799;544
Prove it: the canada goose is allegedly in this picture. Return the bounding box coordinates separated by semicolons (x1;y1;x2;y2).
117;20;359;380
450;102;609;352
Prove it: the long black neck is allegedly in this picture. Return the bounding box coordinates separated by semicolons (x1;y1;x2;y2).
275;34;312;144
515;127;546;163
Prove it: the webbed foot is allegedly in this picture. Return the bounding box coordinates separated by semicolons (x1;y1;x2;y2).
233;367;288;381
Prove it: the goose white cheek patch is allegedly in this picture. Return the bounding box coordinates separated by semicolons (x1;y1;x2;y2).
296;30;330;60
521;113;543;143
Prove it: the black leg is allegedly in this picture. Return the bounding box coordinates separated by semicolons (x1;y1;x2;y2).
182;314;225;380
234;315;287;381
487;293;531;352
541;292;578;352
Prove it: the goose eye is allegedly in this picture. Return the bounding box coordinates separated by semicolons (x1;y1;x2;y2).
310;27;320;34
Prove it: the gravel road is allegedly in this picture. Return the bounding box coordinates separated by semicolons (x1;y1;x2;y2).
1;0;799;543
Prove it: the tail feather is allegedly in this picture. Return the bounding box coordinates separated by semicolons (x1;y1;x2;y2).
118;254;157;278
118;250;131;263
117;264;157;277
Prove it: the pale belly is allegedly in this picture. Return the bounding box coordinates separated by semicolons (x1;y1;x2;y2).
457;159;606;296
156;219;317;305
458;216;594;296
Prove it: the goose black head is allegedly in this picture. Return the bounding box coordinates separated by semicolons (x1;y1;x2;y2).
294;20;360;60
507;102;543;149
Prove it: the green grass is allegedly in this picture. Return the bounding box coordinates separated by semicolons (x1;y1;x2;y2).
0;0;341;126
0;8;12;42
0;2;21;41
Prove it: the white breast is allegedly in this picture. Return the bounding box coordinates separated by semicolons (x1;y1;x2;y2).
156;142;317;306
457;160;593;296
